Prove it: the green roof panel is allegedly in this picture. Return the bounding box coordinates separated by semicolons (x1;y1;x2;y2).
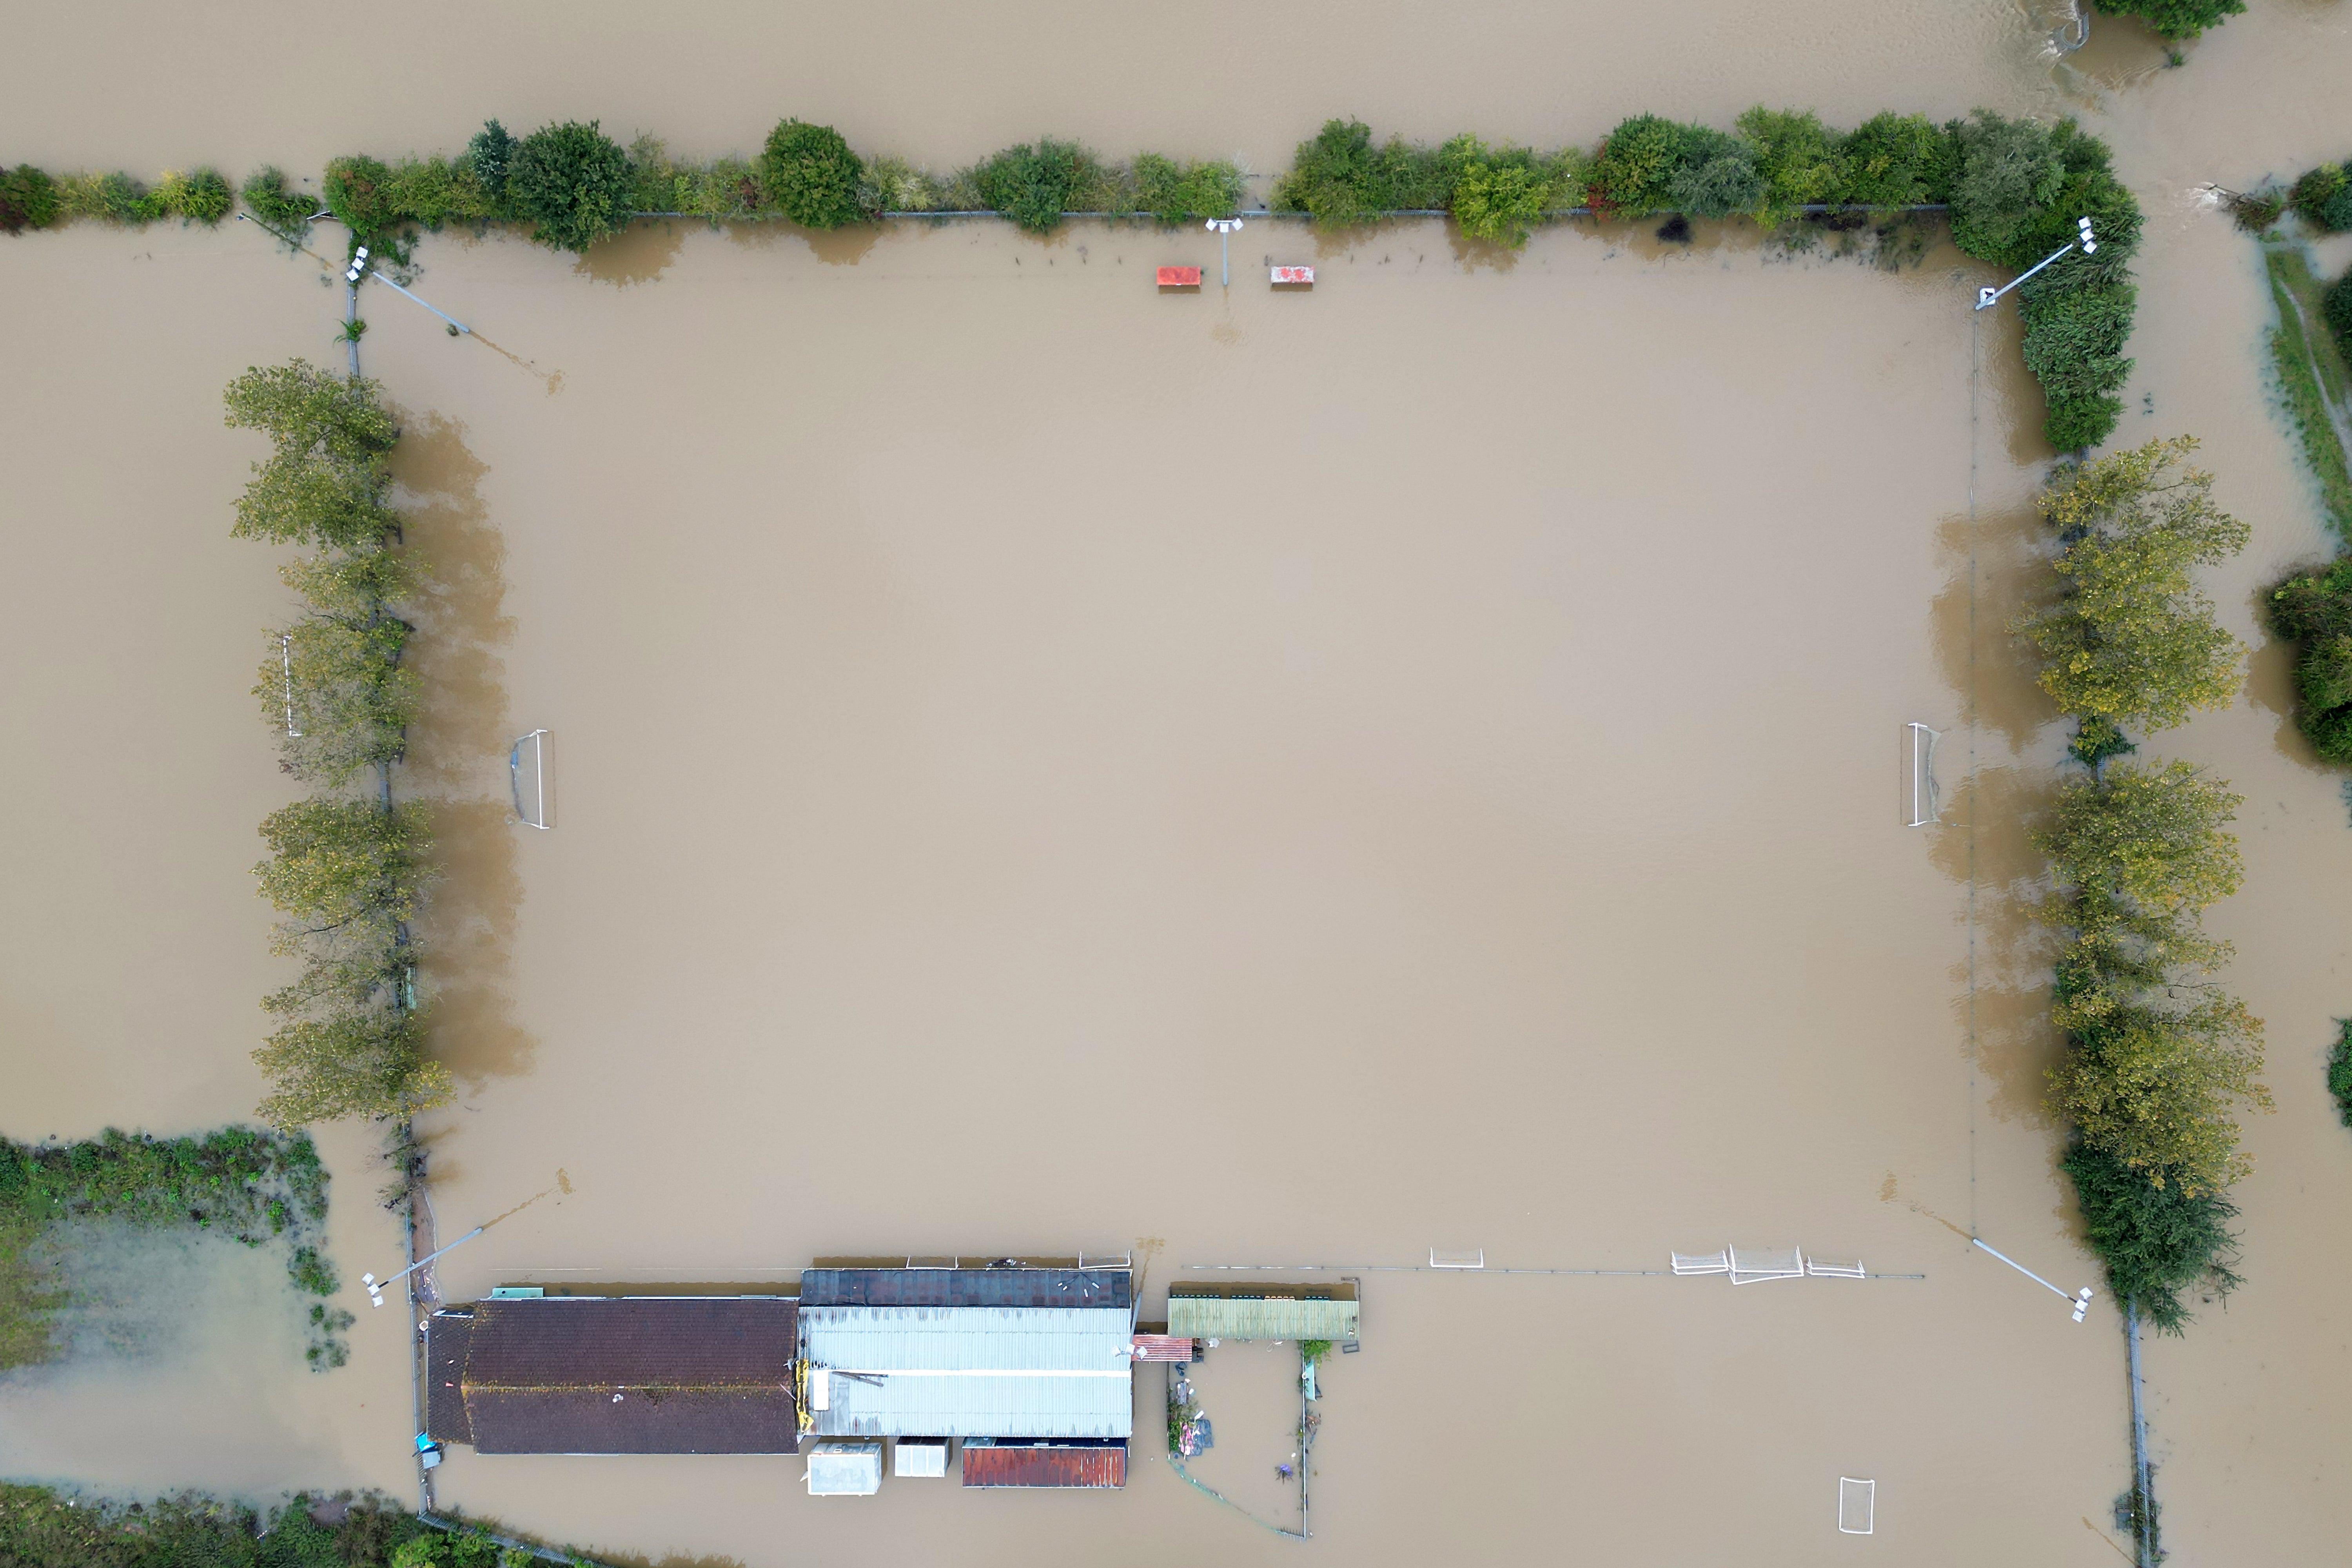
1165;1296;1360;1341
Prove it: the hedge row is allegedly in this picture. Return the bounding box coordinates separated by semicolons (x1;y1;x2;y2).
0;1484;600;1568
6;107;2144;450
0;162;233;232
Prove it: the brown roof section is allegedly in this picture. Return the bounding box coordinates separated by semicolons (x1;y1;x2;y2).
456;1296;799;1455
960;1441;1127;1488
426;1310;474;1445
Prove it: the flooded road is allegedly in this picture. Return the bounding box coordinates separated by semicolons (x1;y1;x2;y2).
5;0;2352;1563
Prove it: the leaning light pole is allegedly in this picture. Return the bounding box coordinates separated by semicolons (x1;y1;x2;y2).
1971;1236;2095;1322
362;1225;485;1308
1975;216;2097;311
1205;216;1245;287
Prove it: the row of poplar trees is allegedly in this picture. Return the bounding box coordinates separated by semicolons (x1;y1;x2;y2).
226;361;452;1127
2011;435;2265;1331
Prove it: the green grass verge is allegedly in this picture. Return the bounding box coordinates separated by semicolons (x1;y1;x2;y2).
2263;245;2352;541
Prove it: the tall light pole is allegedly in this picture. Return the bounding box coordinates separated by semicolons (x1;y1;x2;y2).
1972;1236;2095;1322
1205;217;1244;287
1976;216;2097;311
362;1225;485;1308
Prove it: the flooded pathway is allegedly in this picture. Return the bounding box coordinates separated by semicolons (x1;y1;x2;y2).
4;1;2352;1564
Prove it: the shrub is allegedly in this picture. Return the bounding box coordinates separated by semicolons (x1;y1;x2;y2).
383;156;493;229
0;164;59;233
507;119;633;253
972;139;1095;234
762;118;865;229
2010;436;2249;734
57;171;154;224
1132;153;1243;225
1665;125;1764;219
1839;112;1950;208
157;166;233;223
323;154;399;241
2267;558;2352;762
1440;137;1554;246
1271;118;1448;229
1738;107;1844;225
2330;1020;2352;1128
2328;266;2352;356
2062;1142;2240;1333
2091;0;2246;40
241;165;318;233
1592;114;1700;216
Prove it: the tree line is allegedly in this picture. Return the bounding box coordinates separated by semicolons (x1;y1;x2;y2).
226;362;452;1129
2011;436;2266;1331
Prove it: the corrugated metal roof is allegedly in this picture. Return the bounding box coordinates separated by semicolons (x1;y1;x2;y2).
1165;1295;1360;1341
425;1311;474;1445
800;1267;1131;1310
961;1441;1127;1489
1129;1333;1196;1363
800;1305;1134;1439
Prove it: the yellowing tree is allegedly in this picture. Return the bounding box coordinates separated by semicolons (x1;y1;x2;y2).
2012;436;2249;755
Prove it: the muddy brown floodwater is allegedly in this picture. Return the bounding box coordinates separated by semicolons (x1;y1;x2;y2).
5;1;2352;1564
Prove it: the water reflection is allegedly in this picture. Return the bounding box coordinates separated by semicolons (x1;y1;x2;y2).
575;220;690;288
387;414;537;1087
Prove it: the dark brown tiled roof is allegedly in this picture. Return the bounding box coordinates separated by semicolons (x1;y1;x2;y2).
425;1310;474;1445
799;1267;1131;1310
960;1441;1127;1488
468;1386;799;1455
455;1296;798;1455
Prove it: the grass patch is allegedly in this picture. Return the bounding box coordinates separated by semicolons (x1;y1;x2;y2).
2263;245;2352;540
0;1484;604;1568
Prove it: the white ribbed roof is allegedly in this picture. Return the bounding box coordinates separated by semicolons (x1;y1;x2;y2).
800;1305;1133;1439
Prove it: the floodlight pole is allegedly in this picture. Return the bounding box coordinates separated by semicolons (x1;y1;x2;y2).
1972;1237;2095;1322
1975;217;2097;310
363;1225;485;1308
1205;217;1244;287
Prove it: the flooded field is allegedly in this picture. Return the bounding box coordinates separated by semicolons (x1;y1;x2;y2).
5;0;2352;1564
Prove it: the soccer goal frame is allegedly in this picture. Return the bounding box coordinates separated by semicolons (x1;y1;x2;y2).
509;729;551;830
1908;722;1942;828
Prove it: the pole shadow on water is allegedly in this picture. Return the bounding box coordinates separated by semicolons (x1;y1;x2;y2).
386;414;537;1087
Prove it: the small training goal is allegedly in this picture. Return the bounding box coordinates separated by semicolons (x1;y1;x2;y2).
1838;1476;1876;1535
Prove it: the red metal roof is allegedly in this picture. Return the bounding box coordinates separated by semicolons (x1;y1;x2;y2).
1130;1333;1195;1363
1270;266;1315;285
961;1442;1127;1488
1156;266;1201;287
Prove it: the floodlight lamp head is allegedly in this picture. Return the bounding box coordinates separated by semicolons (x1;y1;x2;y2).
1975;285;2000;310
2081;238;2097;253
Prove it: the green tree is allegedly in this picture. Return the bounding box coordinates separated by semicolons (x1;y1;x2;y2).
2011;436;2249;741
223;361;402;551
2034;761;2245;932
254;1009;452;1128
507;120;633;253
239;166;318;235
1947;110;2064;264
224;360;398;467
2061;1142;2240;1332
468;118;515;205
2048;994;2269;1194
2091;0;2245;40
263;612;423;786
761;118;866;229
254;799;434;930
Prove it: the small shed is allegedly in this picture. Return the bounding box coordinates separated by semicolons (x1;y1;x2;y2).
806;1441;884;1496
1166;1287;1359;1342
893;1437;949;1478
960;1439;1127;1489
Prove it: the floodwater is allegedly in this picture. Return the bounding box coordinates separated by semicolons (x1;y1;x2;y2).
4;1;2352;1564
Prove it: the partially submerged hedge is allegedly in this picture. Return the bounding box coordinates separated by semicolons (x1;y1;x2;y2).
0;162;231;232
